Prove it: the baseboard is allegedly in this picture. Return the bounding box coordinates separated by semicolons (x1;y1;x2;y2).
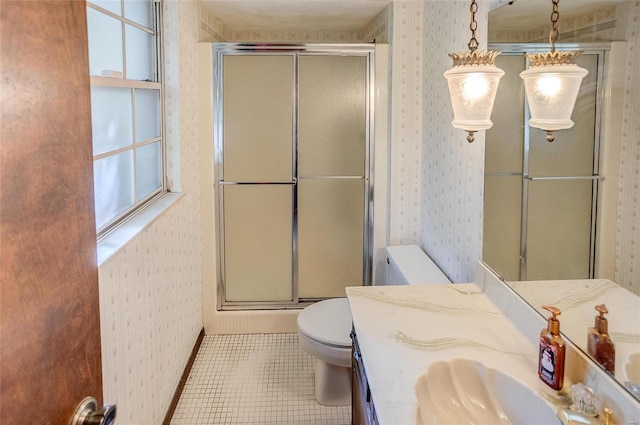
162;327;205;425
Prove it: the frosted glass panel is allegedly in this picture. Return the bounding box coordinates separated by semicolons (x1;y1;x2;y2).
526;180;593;280
529;54;598;177
94;151;134;228
135;142;162;200
126;24;154;81
91;86;133;155
134;89;160;142
485;55;525;174
125;0;153;28
299;55;366;177
298;179;364;298
91;1;121;15
224;185;293;302
223;55;293;182
87;7;123;76
483;176;522;281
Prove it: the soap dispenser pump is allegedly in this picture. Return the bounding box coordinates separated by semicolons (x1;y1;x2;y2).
539;305;566;390
587;304;615;375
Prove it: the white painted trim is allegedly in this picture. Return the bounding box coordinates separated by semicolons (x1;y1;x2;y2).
595;41;626;280
97;191;184;266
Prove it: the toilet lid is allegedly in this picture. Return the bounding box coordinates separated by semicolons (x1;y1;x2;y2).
297;298;352;348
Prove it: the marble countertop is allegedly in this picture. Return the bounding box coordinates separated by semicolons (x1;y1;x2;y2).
346;284;567;425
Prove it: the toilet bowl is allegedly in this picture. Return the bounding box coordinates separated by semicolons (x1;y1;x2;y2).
297;298;353;406
297;245;451;406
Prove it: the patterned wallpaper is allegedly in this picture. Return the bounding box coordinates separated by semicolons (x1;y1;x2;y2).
616;1;640;296
389;2;424;247
418;1;487;283
98;1;203;424
489;4;621;43
364;5;391;43
198;2;389;43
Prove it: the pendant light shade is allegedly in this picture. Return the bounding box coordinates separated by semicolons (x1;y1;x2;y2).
520;59;588;133
444;61;504;139
443;0;503;143
519;0;588;142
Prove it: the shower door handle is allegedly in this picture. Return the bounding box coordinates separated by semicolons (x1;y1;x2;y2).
218;178;297;185
523;175;604;181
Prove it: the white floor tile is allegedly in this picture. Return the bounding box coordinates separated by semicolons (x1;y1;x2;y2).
170;333;351;425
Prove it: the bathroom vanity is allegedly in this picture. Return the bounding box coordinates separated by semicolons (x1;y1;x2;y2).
346;270;640;425
351;328;378;425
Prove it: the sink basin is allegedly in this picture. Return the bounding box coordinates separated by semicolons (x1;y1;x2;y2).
624;352;640;384
415;359;559;425
624;352;640;400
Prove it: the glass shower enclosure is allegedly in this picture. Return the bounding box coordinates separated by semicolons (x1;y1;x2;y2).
484;43;609;281
213;44;374;309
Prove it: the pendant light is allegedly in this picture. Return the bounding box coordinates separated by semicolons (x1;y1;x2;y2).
519;0;588;142
444;0;504;143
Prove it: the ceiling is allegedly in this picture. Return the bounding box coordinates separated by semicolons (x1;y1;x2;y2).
200;1;390;32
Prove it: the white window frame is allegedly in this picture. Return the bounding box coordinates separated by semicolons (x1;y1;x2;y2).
87;0;166;238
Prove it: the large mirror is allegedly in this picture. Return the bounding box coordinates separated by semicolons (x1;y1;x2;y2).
484;0;640;400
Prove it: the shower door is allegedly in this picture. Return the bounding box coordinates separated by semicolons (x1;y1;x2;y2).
214;44;372;309
484;43;607;281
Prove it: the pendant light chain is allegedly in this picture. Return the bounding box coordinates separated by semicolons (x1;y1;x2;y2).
549;0;560;52
468;0;479;52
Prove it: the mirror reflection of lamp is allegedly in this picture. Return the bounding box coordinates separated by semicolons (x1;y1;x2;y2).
444;0;504;143
519;0;588;142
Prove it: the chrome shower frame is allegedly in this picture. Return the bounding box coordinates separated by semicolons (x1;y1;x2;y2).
212;43;376;310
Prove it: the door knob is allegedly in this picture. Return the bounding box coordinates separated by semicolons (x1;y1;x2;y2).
70;396;116;425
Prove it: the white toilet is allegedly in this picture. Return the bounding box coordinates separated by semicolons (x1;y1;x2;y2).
297;297;353;406
297;244;451;406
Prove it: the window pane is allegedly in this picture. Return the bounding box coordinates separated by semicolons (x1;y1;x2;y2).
125;24;154;81
90;0;121;15
135;142;162;200
87;7;123;77
94;151;134;229
124;0;153;28
134;89;160;142
91;86;133;155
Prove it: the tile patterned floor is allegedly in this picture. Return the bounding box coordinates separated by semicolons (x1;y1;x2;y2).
170;333;351;424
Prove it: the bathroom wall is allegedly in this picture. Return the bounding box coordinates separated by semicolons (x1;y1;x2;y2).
97;2;203;424
387;1;488;283
388;2;424;247
419;1;488;283
364;6;391;43
201;4;390;43
489;3;623;43
617;1;640;296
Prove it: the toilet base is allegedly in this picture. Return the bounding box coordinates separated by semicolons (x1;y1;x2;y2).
314;359;352;406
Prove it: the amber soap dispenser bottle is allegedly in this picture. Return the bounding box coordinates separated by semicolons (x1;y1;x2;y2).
587;304;615;375
538;305;566;390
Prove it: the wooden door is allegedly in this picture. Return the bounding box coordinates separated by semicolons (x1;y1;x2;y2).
1;1;103;424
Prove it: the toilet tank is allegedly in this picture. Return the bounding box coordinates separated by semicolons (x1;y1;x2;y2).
385;245;451;285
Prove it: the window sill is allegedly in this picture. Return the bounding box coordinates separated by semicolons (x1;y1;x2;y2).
97;192;185;267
